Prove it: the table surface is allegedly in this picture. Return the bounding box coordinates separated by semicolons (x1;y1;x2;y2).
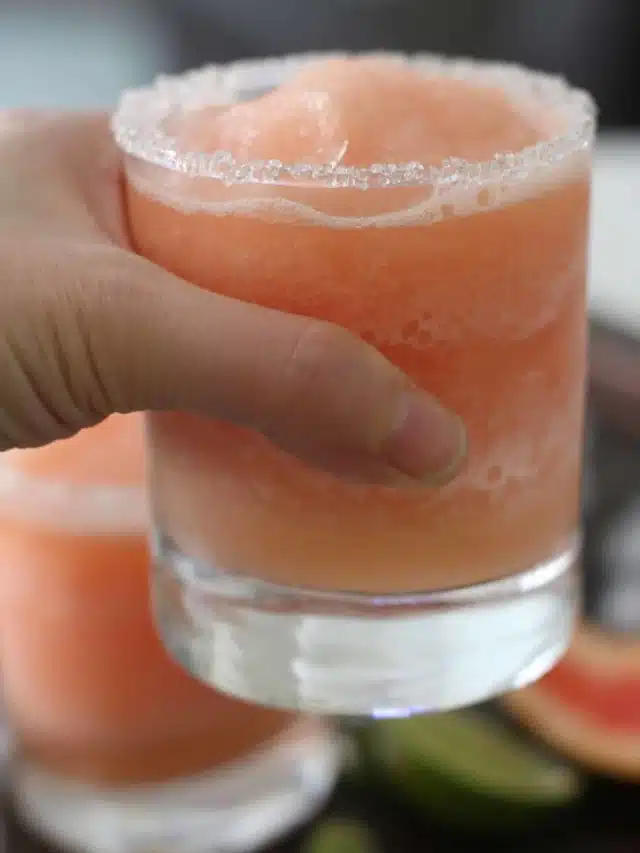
3;773;639;853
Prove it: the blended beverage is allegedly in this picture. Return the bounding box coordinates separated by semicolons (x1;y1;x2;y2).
0;415;337;852
114;53;595;715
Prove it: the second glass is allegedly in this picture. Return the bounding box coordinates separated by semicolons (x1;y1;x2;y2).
0;416;338;853
113;52;596;716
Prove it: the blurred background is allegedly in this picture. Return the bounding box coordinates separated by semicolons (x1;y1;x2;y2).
2;1;640;852
0;0;638;127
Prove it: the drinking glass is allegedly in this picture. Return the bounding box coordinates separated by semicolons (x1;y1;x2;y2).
112;53;596;716
0;416;339;853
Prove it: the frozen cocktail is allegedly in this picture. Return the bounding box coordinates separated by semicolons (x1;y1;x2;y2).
113;53;595;715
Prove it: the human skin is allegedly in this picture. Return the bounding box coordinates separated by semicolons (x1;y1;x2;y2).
0;111;464;485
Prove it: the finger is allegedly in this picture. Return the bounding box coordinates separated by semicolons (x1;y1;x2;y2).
82;253;466;485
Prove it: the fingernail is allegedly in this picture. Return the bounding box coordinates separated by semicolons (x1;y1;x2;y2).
383;391;467;483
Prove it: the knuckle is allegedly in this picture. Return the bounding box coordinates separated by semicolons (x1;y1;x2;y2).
50;247;138;416
263;318;376;442
282;319;363;399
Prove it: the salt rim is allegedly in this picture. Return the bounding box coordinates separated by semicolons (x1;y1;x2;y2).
0;456;147;534
111;51;597;191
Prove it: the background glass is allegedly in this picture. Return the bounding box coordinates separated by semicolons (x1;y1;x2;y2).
0;416;339;853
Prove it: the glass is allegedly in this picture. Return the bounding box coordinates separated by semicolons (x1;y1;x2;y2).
0;416;339;853
112;53;596;716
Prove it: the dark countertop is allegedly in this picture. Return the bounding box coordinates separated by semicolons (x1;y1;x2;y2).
4;773;639;853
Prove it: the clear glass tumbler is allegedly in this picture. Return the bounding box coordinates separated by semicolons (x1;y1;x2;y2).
0;416;339;853
112;52;596;717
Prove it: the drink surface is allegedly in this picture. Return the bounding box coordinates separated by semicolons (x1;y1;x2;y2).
125;55;592;593
0;416;293;785
178;56;547;168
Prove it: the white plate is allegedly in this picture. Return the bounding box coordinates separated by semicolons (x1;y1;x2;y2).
590;133;640;338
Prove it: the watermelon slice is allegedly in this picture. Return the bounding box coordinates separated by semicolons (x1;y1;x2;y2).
503;624;640;779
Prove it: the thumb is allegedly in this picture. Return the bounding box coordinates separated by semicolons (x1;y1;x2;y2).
85;253;466;485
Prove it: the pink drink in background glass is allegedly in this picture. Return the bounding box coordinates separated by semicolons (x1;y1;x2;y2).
0;415;339;853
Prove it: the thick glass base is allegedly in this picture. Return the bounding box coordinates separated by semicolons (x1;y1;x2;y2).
153;534;580;717
10;719;340;853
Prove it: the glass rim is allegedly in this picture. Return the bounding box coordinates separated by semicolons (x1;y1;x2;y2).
0;454;146;534
111;51;597;192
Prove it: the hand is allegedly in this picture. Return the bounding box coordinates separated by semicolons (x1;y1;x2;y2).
0;112;465;484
